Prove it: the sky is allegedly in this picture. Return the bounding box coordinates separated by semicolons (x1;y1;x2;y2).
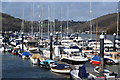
1;1;119;21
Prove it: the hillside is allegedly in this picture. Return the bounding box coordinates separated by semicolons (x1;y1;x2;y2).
1;12;32;32
1;12;84;33
71;13;120;34
1;12;120;34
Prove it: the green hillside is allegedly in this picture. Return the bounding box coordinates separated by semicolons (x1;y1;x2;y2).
1;12;120;34
72;13;120;34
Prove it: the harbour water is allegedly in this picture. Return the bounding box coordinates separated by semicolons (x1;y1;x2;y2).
1;52;70;80
1;51;120;80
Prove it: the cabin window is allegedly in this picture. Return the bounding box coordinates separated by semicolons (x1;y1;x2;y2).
44;62;48;64
117;54;120;57
109;54;113;58
50;62;54;64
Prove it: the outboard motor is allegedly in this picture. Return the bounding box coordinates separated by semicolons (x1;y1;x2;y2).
78;65;89;79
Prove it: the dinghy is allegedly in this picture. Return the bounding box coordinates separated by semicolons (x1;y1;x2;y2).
21;52;31;59
70;65;96;80
94;66;117;79
51;64;70;74
40;59;55;68
30;54;44;65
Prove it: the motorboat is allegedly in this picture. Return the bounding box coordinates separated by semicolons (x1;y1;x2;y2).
88;39;113;50
61;51;88;65
91;52;120;65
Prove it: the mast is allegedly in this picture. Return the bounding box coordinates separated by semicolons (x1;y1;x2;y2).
48;5;50;39
117;2;119;38
21;8;24;33
66;6;69;37
96;23;98;52
50;6;53;33
53;7;56;35
90;0;92;39
60;7;63;38
38;5;41;41
40;7;43;40
31;2;34;36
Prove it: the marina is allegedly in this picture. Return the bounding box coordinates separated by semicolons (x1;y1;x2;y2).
1;1;120;80
1;33;120;80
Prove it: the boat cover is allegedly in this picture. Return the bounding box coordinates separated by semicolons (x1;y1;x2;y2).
78;65;89;78
22;52;31;56
52;64;69;69
91;55;100;61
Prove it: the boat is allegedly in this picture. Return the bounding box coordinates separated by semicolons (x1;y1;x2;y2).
94;66;117;79
91;51;120;65
40;59;55;68
88;39;114;50
70;65;96;80
0;46;4;52
90;55;100;65
104;52;120;64
51;64;70;74
20;52;31;59
42;46;55;59
61;51;88;65
30;54;45;65
61;39;73;47
12;47;19;55
63;43;81;54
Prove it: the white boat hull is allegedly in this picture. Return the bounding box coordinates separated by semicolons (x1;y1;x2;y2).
30;57;39;65
51;68;70;74
70;70;96;80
